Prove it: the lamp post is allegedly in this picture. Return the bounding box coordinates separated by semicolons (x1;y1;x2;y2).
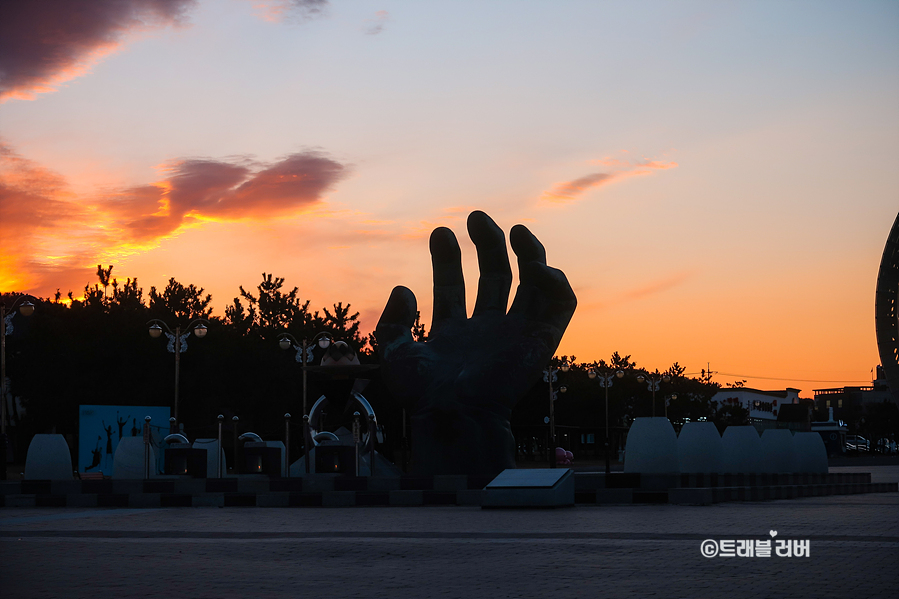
588;367;624;474
302;415;312;474
148;318;209;430
635;371;671;417
143;416;152;480
217;414;224;479
543;361;569;468
278;331;333;418
1;296;35;458
232;416;239;473
284;413;291;478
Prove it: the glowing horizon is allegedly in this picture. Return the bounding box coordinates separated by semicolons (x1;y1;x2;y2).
1;0;896;395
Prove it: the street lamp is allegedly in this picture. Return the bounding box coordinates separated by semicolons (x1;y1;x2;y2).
147;318;209;430
635;371;671;418
588;367;625;474
543;360;569;469
278;331;332;417
1;295;35;480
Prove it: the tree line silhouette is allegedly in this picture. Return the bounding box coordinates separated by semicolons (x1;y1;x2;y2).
3;266;741;464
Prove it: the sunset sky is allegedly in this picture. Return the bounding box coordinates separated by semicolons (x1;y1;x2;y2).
2;0;897;394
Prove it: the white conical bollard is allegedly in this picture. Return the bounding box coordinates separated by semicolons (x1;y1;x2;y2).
760;429;796;473
24;434;73;480
793;432;828;473
112;437;156;478
678;421;723;473
721;426;762;473
624;417;679;473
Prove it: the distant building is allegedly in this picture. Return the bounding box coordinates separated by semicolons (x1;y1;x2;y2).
813;366;897;423
710;387;802;432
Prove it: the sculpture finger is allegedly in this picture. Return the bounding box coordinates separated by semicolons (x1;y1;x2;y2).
509;224;547;269
430;227;466;333
376;286;417;357
468;210;512;316
508;224;547;317
511;261;577;339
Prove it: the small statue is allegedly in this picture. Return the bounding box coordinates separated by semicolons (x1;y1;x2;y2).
377;211;576;477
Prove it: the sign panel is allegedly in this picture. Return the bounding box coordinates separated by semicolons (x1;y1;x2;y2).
78;405;170;476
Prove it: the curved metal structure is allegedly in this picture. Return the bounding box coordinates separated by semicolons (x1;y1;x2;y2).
164;433;190;445
875;212;899;398
307;392;377;445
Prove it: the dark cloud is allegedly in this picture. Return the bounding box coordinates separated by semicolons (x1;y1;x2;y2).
167;159;250;215
0;0;196;101
253;0;329;23
225;153;347;215
288;0;328;20
364;10;389;35
109;152;349;240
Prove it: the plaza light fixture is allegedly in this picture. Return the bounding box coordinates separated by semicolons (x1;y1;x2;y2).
147;318;210;430
543;360;569;469
278;331;333;417
588;367;625;474
635;371;672;418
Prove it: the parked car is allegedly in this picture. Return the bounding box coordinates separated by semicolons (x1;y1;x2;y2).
845;435;869;451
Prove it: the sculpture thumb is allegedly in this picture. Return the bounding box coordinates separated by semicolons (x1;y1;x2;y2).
376;286;417;350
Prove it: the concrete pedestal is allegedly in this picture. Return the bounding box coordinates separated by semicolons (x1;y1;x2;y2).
482;468;574;508
24;434;73;480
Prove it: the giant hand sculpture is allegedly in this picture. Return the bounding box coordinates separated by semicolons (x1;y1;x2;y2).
377;211;577;476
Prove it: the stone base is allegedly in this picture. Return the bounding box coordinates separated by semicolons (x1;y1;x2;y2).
0;472;893;508
481;469;575;508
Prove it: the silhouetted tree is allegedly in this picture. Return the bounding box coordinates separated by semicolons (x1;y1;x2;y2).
149;278;213;322
710;402;750;433
236;273;308;334
96;264;113;298
110;278;144;313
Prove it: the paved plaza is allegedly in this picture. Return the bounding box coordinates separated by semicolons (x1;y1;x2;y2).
1;466;897;599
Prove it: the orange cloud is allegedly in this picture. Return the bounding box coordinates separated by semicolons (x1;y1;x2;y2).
0;0;196;102
0;142;93;289
99;152;350;242
543;172;614;201
1;142;349;294
542;155;678;203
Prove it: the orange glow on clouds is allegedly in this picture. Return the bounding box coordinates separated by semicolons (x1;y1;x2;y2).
0;42;120;102
542;155;678;203
0;142;348;295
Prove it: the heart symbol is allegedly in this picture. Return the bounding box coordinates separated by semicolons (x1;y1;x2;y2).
769;530;777;538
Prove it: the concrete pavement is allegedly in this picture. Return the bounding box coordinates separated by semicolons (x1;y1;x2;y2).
2;480;897;597
0;465;895;598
